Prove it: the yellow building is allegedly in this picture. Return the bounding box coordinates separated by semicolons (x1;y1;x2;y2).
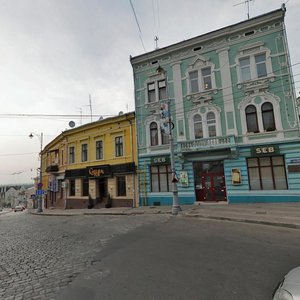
41;112;137;209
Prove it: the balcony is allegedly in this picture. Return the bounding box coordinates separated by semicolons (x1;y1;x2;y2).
45;165;59;173
179;135;236;153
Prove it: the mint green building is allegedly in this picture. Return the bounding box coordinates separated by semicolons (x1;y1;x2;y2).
130;5;300;205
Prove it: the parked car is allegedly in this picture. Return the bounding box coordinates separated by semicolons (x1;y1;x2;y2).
273;266;300;300
14;205;24;212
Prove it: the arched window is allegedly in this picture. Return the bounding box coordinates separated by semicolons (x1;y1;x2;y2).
150;122;158;146
207;112;216;137
246;105;259;133
193;114;203;139
262;102;275;131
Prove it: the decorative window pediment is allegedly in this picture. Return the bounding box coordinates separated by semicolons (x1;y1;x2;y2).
186;56;216;96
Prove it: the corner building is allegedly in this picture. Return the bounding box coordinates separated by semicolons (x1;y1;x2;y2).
42;112;137;209
130;6;300;206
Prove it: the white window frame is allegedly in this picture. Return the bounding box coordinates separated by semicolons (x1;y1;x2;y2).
236;46;272;83
145;118;170;148
238;93;284;141
188;106;221;140
186;57;216;95
145;76;167;104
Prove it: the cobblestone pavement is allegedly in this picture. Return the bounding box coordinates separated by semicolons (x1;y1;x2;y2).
0;211;168;300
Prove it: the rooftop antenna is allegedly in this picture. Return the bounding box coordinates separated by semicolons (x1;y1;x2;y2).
154;36;159;49
234;0;254;19
76;107;83;125
89;94;93;122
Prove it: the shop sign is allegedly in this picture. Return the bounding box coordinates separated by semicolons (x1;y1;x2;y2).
88;165;111;177
179;171;189;187
151;156;170;165
288;165;300;173
290;159;300;164
251;145;279;157
231;168;242;185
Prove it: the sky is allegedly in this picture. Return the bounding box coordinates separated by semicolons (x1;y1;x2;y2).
0;0;299;185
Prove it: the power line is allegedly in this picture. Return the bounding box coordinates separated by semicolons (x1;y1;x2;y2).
129;0;146;52
0;113;116;119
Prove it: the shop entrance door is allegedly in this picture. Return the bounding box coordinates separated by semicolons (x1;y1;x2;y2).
201;173;226;202
97;178;108;200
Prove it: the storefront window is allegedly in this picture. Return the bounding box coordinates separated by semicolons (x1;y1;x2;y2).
247;156;287;190
151;165;172;192
82;178;89;196
116;176;126;196
69;179;75;196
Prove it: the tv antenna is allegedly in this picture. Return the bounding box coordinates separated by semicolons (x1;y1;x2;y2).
154;36;159;49
234;0;254;19
76;107;83;124
89;94;93;122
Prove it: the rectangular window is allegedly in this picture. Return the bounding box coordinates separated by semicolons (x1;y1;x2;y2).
116;176;126;196
69;179;75;196
247;156;287;190
240;57;251;81
115;136;123;157
96;140;103;160
82;178;89;196
148;82;156;103
69;146;75;164
255;53;267;78
190;71;199;93
158;80;167;100
81;144;88;162
201;67;212;90
151;165;172;192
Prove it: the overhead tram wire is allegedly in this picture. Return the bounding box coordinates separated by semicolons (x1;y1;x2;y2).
129;0;146;52
0;113;117;120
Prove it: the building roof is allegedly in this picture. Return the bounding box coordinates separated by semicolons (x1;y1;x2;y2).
130;6;286;65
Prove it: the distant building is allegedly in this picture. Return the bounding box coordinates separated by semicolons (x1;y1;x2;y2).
0;185;31;207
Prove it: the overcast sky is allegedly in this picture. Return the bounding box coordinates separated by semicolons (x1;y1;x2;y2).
0;0;299;185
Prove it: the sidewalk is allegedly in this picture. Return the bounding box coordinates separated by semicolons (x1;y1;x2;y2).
29;202;300;229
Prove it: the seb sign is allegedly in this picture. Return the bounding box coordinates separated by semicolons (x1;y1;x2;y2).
251;145;279;157
151;156;170;165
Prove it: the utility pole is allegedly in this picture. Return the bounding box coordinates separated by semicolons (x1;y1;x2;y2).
156;65;181;215
29;132;43;213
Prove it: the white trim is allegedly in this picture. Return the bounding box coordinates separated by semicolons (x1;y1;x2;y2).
238;92;284;142
187;104;221;140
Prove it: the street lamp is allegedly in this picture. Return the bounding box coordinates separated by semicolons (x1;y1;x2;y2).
156;65;181;215
29;132;43;213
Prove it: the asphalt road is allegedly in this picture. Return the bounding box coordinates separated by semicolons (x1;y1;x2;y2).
58;217;300;300
1;211;300;300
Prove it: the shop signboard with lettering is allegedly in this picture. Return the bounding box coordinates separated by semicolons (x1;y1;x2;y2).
151;156;171;165
251;145;279;157
88;165;112;177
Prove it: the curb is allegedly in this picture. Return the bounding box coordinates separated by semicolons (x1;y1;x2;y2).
30;210;172;217
184;214;300;229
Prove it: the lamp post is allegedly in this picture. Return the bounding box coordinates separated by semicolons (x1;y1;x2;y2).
156;65;181;215
29;132;43;213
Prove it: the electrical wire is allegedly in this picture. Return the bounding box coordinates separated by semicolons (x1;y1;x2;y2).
129;0;146;52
